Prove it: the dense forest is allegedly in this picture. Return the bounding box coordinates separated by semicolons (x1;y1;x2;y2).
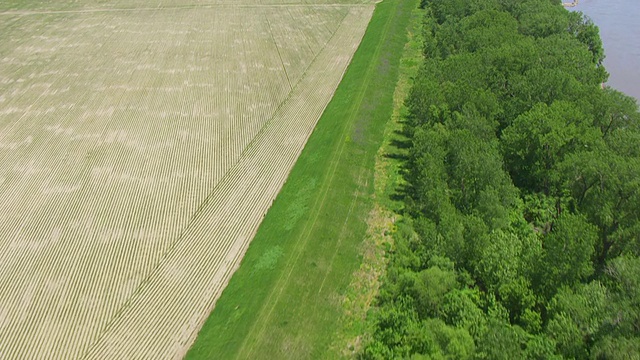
362;0;640;358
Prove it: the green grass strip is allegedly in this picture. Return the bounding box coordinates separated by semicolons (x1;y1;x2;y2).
185;0;417;358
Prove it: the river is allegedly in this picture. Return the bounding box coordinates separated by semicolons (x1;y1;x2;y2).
571;0;640;100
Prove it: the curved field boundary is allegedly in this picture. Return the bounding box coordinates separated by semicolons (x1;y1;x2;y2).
185;0;416;358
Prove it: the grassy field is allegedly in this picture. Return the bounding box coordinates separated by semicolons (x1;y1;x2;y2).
185;0;418;358
0;1;375;359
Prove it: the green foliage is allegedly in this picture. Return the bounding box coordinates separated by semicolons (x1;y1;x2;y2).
363;0;640;358
541;213;598;292
476;231;525;291
591;335;640;360
441;288;487;337
445;130;514;214
413;264;460;318
547;282;608;358
568;11;605;65
591;88;640;138
502;101;601;193
421;318;476;359
602;256;640;338
513;0;570;38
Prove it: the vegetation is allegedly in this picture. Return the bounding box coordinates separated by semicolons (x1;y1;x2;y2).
185;0;417;358
362;0;640;359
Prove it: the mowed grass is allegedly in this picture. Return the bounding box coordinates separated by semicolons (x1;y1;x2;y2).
185;0;417;358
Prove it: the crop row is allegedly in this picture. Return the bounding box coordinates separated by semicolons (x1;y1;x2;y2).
0;4;373;359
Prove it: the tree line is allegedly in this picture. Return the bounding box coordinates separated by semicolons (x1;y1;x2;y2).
362;0;640;358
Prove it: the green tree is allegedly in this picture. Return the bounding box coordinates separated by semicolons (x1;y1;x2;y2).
412;263;460;318
560;151;640;263
441;288;487;338
591;336;640;360
514;0;569;38
546;282;608;358
602;256;640;338
589;88;640;139
476;230;524;292
405;125;451;220
568;11;605;65
444;129;515;214
361;0;640;358
501;101;600;194
475;315;527;359
437;9;518;55
541;213;598;294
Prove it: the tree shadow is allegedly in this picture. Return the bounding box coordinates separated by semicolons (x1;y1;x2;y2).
390;183;410;202
390;138;412;150
384;151;408;161
394;126;410;135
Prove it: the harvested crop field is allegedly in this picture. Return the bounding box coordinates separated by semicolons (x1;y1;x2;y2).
0;1;375;358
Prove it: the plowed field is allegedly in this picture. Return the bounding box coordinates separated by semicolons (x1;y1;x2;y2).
0;1;375;358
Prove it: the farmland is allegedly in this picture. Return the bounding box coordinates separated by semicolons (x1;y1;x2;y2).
0;1;375;358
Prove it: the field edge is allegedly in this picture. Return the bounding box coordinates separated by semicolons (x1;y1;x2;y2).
184;0;417;358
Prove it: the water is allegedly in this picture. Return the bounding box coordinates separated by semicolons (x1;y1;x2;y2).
571;0;640;100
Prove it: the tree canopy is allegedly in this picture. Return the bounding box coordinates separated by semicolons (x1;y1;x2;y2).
362;0;640;358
